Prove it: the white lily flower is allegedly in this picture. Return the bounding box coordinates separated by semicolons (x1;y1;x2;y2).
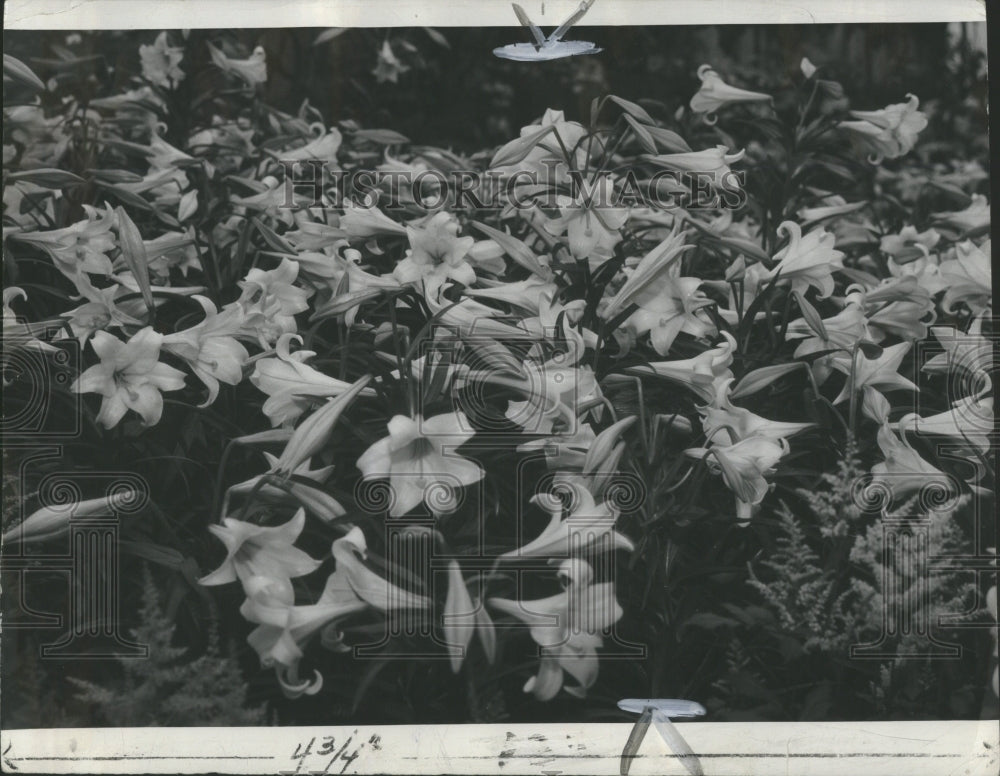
689;65;770;118
489;559;623;701
356;412;483;517
71;326;186;428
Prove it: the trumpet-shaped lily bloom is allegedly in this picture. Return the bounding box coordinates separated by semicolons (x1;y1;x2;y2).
932;194;990;236
898;397;993;457
860;276;936;343
489;559;623;701
140;31;185;88
689;65;770;118
208;42;267;86
869;423;953;503
505;357;601;435
372;40;409;84
240;572;365;699
278;127;343;167
339;202;408;238
59;275;143;344
923;319;994;385
685;435;789;520
785;295;870;384
162;297;248;407
225;454;344;523
2;287;59;354
356;412;483;517
839;94;927;161
395;212;477;291
626;274;715;356
251;334;374;426
880;224;940;264
72;327;186;428
626;332;736;402
199;508;322;589
767;221;844;298
143;229;202;280
442;560;496;673
643;145;745;191
544;175;628;267
602;227;692;319
232;258;312;346
328;526;431;612
939;240;992;316
831;341;918;415
12;205;117;279
502;474;634;559
701;378;813;446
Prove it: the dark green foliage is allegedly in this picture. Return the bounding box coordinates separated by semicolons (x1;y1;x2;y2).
68;568;268;726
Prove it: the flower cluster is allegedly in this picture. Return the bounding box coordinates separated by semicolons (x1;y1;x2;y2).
3;35;992;712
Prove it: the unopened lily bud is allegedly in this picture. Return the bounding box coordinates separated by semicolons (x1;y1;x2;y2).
583;416;636;476
272;374;372;475
232;428;294;446
443;560;475;673
730;363;801;399
3;489;138;544
589;440;627;498
115;206;153;315
283;481;347;522
475;599;497;664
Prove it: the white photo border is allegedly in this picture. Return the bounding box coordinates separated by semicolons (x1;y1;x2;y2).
1;1;995;774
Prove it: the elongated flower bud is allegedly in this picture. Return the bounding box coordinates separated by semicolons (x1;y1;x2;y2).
3;489;139;544
272;374;372;475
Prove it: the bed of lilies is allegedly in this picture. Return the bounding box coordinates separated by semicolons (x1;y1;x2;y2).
2;32;994;723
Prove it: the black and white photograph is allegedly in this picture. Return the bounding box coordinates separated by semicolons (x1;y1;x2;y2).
1;0;996;772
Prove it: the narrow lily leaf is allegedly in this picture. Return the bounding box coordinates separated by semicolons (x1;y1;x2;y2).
105;185;155;212
7;168;85;188
115;206;155;317
3;53;46;91
253;216;297;254
489;123;555;168
792;289;828;341
730;363;800;399
471;220;550;278
86;168;145;184
353;128;410;145
610;94;654;124
624;114;658;155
